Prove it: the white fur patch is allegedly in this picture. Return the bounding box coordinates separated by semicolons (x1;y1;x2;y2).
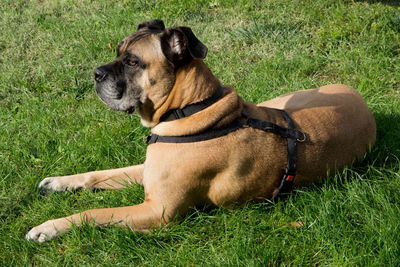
171;34;182;54
25;220;59;242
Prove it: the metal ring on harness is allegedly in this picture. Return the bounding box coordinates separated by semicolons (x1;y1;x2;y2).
296;131;307;142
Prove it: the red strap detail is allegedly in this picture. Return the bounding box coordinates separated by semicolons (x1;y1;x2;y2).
286;175;295;182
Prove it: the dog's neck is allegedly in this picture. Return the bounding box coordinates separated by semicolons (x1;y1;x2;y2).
140;59;222;127
168;59;221;109
151;85;242;136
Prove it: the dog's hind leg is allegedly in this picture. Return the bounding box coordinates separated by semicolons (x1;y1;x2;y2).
38;164;144;193
26;200;170;242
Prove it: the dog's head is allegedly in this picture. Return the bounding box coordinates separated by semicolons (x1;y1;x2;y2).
94;19;208;124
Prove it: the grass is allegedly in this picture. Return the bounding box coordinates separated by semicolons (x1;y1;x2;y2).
1;0;400;265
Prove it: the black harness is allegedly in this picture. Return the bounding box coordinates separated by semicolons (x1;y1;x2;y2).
147;87;306;202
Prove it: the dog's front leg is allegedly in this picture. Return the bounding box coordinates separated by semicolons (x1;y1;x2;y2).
25;200;166;242
38;164;144;193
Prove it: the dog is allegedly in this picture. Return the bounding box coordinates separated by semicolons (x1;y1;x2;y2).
26;19;376;242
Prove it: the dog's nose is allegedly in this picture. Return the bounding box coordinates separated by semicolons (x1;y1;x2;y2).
94;67;108;82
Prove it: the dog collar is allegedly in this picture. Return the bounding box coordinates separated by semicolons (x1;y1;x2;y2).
159;86;224;122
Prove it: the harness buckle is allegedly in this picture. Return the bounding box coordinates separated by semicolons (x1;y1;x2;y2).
286;174;295;182
242;115;250;128
264;124;274;131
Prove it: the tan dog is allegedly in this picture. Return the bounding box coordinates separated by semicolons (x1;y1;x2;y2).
26;20;376;242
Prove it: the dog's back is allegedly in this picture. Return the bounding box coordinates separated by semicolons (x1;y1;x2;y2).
258;84;376;185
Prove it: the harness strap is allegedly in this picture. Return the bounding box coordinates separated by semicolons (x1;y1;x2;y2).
271;110;299;202
160;87;224;122
244;116;306;142
147;119;243;144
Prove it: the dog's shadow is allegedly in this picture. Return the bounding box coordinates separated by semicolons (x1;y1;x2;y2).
368;111;400;166
355;0;399;7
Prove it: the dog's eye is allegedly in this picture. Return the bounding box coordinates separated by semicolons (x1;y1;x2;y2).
128;60;137;67
125;59;139;69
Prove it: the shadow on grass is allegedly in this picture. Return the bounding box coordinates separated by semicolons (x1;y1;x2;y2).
355;0;400;6
369;111;400;166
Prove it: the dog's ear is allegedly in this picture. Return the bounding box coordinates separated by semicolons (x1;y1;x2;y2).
161;27;208;64
137;19;165;31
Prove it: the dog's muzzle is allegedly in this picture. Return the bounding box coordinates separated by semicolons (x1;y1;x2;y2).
94;65;123;101
94;65;141;114
94;67;108;83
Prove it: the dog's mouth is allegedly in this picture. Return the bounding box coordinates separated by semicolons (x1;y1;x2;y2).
125;106;136;114
95;80;142;114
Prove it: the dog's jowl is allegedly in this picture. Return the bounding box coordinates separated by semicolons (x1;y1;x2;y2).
26;19;376;242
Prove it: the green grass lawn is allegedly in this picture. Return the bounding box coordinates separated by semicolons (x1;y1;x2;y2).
1;0;400;265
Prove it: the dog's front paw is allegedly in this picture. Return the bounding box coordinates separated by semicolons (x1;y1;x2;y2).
25;220;59;243
38;177;70;194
